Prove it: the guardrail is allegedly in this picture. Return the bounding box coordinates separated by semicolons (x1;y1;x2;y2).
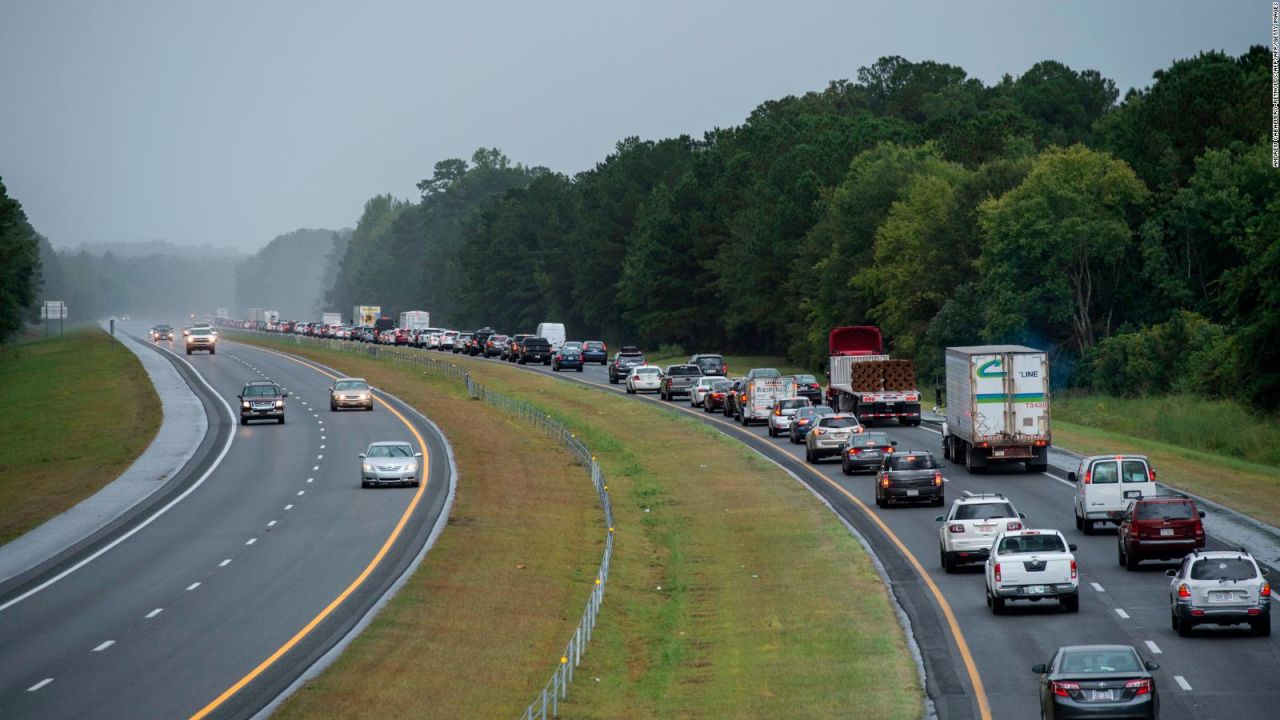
222;330;614;719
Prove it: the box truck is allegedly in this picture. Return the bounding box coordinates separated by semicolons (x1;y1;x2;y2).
399;310;431;331
353;305;381;326
737;376;798;426
826;326;921;426
941;345;1051;473
321;312;341;326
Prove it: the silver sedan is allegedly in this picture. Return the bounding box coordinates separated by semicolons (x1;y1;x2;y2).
359;441;422;487
626;366;663;394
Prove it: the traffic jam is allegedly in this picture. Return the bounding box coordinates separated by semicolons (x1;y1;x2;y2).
211;312;1270;718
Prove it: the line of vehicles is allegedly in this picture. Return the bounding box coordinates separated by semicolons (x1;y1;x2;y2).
214;315;1269;718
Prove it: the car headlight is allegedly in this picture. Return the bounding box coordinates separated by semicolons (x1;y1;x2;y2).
363;463;374;472
242;401;251;409
405;460;418;472
275;400;283;408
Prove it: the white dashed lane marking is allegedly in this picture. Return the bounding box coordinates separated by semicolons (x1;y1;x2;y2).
1174;675;1192;691
146;608;163;619
1144;640;1163;655
306;478;313;483
93;640;114;652
186;582;201;591
267;520;277;527
219;559;232;567
245;538;257;546
1115;608;1130;619
312;466;319;471
297;490;305;496
284;504;293;510
1091;582;1105;592
27;678;52;692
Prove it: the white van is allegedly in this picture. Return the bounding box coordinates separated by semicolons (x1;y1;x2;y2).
536;322;566;351
1070;454;1158;534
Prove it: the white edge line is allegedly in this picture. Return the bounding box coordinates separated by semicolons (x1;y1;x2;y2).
1174;675;1192;691
0;345;237;614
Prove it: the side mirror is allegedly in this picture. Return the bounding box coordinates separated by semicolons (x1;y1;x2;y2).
1165;569;1177;577
236;395;242;400
890;440;899;447
1067;472;1077;482
1199;510;1205;518
1031;664;1047;674
1068;544;1077;552
358;453;366;458
1145;661;1160;671
283;392;290;397
934;515;945;522
414;452;423;458
1018;512;1027;519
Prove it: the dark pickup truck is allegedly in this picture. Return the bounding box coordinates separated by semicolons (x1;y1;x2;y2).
519;337;553;365
660;364;702;401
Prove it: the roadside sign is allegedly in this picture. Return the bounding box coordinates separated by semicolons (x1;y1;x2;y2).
40;300;67;319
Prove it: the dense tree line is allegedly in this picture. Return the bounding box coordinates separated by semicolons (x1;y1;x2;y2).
328;48;1277;409
235;228;349;319
0;178;42;342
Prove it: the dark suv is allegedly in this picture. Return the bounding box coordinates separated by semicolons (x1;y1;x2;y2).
608;347;645;384
471;327;496;355
689;354;726;376
1118;497;1205;570
506;334;533;362
238;381;289;425
519;337;553;365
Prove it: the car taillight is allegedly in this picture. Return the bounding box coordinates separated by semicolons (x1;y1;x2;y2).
1070;559;1077;580
847;447;861;455
1149;468;1157;482
948;524;965;534
1006;521;1022;531
994;563;1001;582
555;355;562;360
774;408;782;416
1083;471;1092;484
1261;582;1271;598
814;429;825;435
797;419;809;426
933;473;943;486
880;476;889;487
1051;681;1079;698
1178;583;1191;598
1124;679;1151;696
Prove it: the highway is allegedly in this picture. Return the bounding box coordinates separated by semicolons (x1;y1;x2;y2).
0;326;451;719
451;347;1280;720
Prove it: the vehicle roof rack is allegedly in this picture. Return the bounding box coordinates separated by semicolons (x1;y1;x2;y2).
962;493;1007;500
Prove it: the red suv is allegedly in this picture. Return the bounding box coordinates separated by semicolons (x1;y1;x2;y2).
1117;497;1205;570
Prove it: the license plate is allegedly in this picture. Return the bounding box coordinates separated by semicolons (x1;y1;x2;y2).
1161;528;1175;536
1211;591;1234;602
906;489;919;497
1089;689;1116;702
1124;490;1143;498
992;449;1005;457
1026;585;1047;594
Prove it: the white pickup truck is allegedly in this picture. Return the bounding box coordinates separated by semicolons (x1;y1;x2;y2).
985;529;1079;614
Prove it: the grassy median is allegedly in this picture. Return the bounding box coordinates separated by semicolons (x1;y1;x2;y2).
235;335;922;719
0;327;161;545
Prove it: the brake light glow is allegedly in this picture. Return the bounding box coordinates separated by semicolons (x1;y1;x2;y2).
797;419;810;426
1006;521;1022;531
1178;583;1191;598
1261;582;1271;598
1124;679;1151;696
994;563;1001;582
948;523;965;534
814;429;826;436
1083;471;1092;485
1070;559;1077;580
1149;467;1157;482
933;472;943;486
1051;681;1079;698
774;408;782;416
848;448;861;455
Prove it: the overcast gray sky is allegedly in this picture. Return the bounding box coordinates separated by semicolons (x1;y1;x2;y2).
0;1;1263;253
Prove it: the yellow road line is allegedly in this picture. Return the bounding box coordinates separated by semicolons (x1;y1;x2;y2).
190;346;431;720
584;382;994;719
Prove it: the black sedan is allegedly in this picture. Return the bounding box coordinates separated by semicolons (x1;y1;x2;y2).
875;451;944;507
792;373;823;406
553;348;585;371
840;432;897;475
1034;645;1159;719
581;340;608;364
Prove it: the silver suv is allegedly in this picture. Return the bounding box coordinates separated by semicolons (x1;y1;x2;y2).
937;494;1026;573
1168;549;1271;637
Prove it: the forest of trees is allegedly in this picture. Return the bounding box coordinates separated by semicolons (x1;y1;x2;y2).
328;48;1277;409
236;228;350;319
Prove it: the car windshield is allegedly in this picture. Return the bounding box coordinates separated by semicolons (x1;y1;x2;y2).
243;385;279;397
634;367;660;375
849;432;892;447
997;534;1065;554
156;325;171;331
813;406;835;416
794;374;817;384
1190;558;1257;581
749;368;781;377
1058;649;1141;674
777;399;809;410
190;328;212;336
367;444;412;458
955;502;1017;521
563;342;582;349
335;380;368;391
1135;502;1195;521
820;417;860;429
889;454;937;470
585;342;604;350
